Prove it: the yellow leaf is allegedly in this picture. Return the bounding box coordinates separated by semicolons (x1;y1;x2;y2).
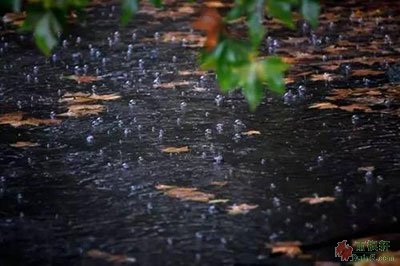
209;199;229;204
300;196;335;205
227;203;258;215
9;141;40;148
162;146;190;153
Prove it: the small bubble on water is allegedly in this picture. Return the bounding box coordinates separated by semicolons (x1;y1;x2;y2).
215;94;223;106
122;162;129;169
272;197;280;207
213;154;224;164
180;102;187;109
86;135;94;143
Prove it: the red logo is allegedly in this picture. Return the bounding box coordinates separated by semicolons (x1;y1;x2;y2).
335;240;353;261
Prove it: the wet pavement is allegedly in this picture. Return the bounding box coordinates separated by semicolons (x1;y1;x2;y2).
0;0;399;265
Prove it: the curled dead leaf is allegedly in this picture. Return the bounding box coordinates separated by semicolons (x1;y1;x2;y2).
9;141;40;148
300;196;335;205
87;249;136;264
162;146;190;153
227;203;258;215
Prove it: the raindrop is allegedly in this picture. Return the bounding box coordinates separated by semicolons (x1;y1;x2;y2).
272;197;280;207
172;56;177;63
122;162;129;169
215;94;223;106
180;102;187;109
158;129;164;139
213;154;224;164
364;170;374;184
216;123;223;133
154;32;160;41
86;135;94;143
351;114;359;125
129;99;136;107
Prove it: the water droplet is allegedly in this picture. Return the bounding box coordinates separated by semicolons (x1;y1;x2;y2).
213;154;224;164
86;135;94;143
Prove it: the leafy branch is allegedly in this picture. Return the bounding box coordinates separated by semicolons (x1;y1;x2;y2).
1;0;320;110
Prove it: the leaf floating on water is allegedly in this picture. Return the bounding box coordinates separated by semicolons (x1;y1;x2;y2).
154;81;191;89
357;166;375;172
60;92;120;104
9;141;40;148
351;69;384;76
64;75;102;84
209;199;229;204
161;146;190;153
309;102;338;110
241;130;261;136
300;196;336;205
0;112;61;127
227;203;258;215
87;249;136;264
210;181;228;187
156;184;215;203
267;241;303;257
58;104;105;117
2;12;26;26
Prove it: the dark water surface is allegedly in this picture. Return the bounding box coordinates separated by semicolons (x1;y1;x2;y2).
0;1;399;265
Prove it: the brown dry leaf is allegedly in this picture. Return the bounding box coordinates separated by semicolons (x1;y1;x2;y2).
227;203;258;215
310;73;338;81
300;196;336;205
338;104;372;112
64;75;102;84
210;181;228;187
357;166;375;172
178;70;208;76
204;1;232;8
324;45;348;53
154;81;191;89
177;5;195;14
162;146;190;153
0;112;61;127
309;102;338;110
156;185;215;202
60;92;120;104
2;12;26;26
281;37;308;45
267;241;303;257
58;104;105;117
9;141;40;148
242;130;261;136
351;69;384;76
87;249;136;264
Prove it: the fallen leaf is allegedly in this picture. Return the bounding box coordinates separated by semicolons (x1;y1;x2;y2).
300;196;336;205
58;104;105;117
210;181;228;187
64;75;102;84
9;141;40;148
309;102;339;110
154;81;191;89
227;203;258;215
59;92;120;104
178;70;207;76
357;166;375;172
162;146;190;153
2;12;26;26
242;130;261;136
351;69;384;76
338;104;372;112
267;241;303;257
156;185;215;202
208;199;229;204
0;112;61;127
87;249;136;264
310;73;338;82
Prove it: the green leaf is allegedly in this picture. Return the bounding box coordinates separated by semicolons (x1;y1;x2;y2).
121;0;139;25
149;0;163;8
267;0;295;28
248;13;265;49
33;12;61;55
301;0;320;28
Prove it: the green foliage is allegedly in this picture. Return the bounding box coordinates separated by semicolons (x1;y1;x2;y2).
5;0;320;110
